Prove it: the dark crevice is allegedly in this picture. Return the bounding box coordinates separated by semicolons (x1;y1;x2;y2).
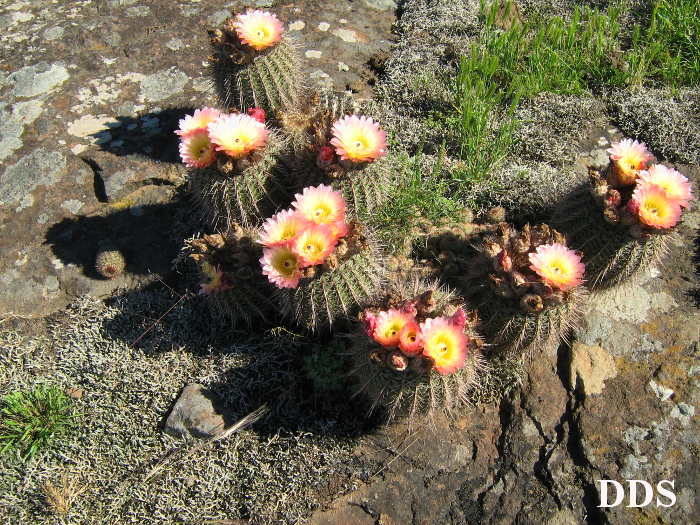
82;157;109;203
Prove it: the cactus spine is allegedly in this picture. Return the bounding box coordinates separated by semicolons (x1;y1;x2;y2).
349;278;484;429
463;223;587;357
209;15;305;114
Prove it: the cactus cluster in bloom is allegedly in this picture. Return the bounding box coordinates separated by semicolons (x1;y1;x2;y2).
596;139;694;236
363;297;477;376
259;184;349;288
177;107;268;169
480;223;585;313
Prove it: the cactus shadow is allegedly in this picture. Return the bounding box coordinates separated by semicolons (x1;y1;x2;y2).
43;193;189;280
687;227;700;307
97;284;382;439
89;107;196;163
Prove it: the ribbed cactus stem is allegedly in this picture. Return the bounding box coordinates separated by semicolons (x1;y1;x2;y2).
187;131;287;230
209;16;305;113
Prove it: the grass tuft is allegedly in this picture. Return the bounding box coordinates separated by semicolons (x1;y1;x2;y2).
0;384;78;459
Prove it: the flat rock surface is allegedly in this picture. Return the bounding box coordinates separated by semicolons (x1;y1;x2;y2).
0;0;395;316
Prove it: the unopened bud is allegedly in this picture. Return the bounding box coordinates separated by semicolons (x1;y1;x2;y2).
316;146;335;169
247;107;266;123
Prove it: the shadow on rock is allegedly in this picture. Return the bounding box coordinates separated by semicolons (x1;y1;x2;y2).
43;192;188;280
90;107;195;163
688;227;700;307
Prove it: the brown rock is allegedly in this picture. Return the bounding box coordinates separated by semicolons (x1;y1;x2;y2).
164;383;233;439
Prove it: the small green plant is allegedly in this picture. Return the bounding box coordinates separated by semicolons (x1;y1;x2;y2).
0;384;78;459
374;142;462;251
304;338;348;393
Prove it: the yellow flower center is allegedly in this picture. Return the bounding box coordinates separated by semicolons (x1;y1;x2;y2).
353;140;365;150
255;29;266;38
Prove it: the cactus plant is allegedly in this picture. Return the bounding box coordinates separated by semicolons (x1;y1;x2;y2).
275;219;386;332
95;243;126;279
187;225;276;324
208;10;305;114
463;223;587;357
182;112;288;230
553;140;693;288
349;277;485;429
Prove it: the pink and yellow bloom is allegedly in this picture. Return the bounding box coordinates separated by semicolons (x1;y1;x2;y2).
176;107;222;137
419;317;469;375
629;184;682;229
199;263;228;294
235;10;284;51
330;115;388;163
259;210;313;247
260;245;302;289
606;138;654;186
528;243;585;291
372;309;415;348
207;113;269;159
637;165;694;208
398;321;422;357
179;128;217;168
293;223;338;267
292;184;347;229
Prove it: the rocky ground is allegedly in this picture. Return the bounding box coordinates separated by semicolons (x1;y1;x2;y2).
1;0;699;524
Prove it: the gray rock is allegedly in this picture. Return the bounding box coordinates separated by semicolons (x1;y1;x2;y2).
4;62;69;98
0;149;66;206
165;383;234;439
139;68;189;102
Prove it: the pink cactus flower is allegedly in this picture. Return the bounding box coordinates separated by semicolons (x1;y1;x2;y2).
629;184;682;229
292;184;347;229
178;128;217;168
637;165;694;208
207;113;269;159
398;321;423;357
260;244;301;289
235;10;284;51
330;115;388;163
199;263;229;294
372;308;415;348
293;223;338;267
528;243;585;291
259;210;313;247
419;317;469;375
176;107;222;137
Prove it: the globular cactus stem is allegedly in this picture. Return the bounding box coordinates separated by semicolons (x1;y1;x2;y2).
208;10;306;114
95;243;126;279
349;278;485;430
463;223;588;357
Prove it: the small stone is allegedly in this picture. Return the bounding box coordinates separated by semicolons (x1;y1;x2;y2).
332;28;358;43
318;22;330;31
165;383;233;439
337;61;349;71
305;50;322;59
288;20;305;31
568;342;618;395
66;387;83;399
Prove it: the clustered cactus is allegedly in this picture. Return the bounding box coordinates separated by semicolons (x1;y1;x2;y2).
350;279;484;428
173;8;694;427
555;139;694;288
